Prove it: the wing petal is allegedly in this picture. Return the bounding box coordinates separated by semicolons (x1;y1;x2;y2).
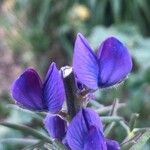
11;69;44;110
73;33;99;90
43;63;65;113
44;114;67;140
97;37;132;87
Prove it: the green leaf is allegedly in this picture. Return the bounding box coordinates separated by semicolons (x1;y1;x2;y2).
129;113;139;131
22;140;46;150
101;116;123;123
7;104;44;122
0;138;38;146
96;103;126;115
129;130;150;150
53;140;68;150
44;140;68;150
104;122;116;137
119;121;130;135
0;122;51;143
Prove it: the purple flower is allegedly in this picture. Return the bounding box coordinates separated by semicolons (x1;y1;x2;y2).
44;114;67;140
66;108;120;150
73;33;132;90
11;62;65;113
106;139;120;150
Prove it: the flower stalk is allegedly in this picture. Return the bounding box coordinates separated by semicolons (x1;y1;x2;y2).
63;71;81;120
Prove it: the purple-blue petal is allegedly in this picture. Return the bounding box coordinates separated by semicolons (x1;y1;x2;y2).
73;33;99;90
11;68;44;110
43;62;65;113
44;114;67;140
97;37;132;87
106;139;120;150
62;138;72;150
82;108;103;131
84;126;107;150
66;108;103;150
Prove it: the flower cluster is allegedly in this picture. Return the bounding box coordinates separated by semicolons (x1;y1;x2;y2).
11;33;132;150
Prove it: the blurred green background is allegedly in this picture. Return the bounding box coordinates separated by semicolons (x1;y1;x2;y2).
0;0;150;149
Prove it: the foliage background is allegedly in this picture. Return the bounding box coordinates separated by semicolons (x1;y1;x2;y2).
0;0;150;149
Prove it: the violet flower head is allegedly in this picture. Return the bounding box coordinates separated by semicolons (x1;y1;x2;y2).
73;33;132;90
44;114;67;140
66;108;120;150
11;62;65;113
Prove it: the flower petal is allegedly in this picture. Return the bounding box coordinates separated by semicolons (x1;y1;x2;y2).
66;108;103;150
11;69;44;110
97;37;132;87
73;33;99;90
43;62;65;113
106;139;120;150
83;108;103;131
84;126;107;150
44;114;67;140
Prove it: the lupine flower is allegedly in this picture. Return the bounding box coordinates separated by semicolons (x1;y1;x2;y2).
11;62;65;113
106;139;120;150
66;108;120;150
73;33;132;90
44;114;67;140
